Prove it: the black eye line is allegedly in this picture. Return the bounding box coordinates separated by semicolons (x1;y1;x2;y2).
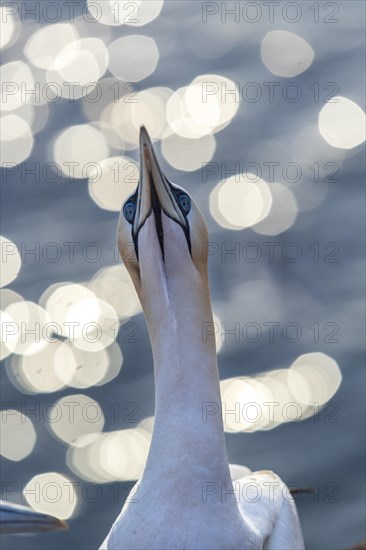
132;209;152;261
160;208;192;256
127;187;192;261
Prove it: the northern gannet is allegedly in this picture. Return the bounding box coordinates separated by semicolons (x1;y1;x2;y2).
101;126;305;549
0;500;67;534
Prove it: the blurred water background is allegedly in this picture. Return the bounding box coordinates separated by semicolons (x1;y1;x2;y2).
0;1;365;549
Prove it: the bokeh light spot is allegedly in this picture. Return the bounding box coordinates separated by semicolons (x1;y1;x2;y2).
24;24;79;69
108;35;159;82
89;156;139;211
162;133;216;172
252;182;298;236
89;266;142;320
0;410;36;461
0;236;21;287
261;30;314;77
319;96;366;149
5;301;50;356
49;394;104;445
211;174;272;230
24;473;77;519
53;125;109;179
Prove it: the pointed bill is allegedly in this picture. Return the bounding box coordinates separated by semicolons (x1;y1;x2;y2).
0;501;68;534
133;126;189;243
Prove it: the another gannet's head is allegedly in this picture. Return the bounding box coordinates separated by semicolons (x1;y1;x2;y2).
118;126;209;298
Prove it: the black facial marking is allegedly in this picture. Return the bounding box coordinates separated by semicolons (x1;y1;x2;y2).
127;181;192;262
150;174;165;261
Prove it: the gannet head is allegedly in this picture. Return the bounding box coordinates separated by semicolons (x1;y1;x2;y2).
0;501;68;534
118;126;209;299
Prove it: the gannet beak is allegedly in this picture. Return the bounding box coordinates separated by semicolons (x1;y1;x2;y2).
0;501;68;534
132;126;190;259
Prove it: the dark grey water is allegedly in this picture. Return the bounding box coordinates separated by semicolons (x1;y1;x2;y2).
1;1;365;549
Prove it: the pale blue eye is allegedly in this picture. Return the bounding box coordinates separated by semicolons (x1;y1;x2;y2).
123;201;136;223
177;193;191;215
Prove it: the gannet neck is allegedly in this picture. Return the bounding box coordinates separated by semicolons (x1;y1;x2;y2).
136;218;232;491
107;126;306;550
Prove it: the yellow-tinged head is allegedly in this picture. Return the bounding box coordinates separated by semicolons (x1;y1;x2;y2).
118;127;210;299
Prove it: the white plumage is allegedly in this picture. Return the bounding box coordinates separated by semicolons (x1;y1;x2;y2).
101;127;304;550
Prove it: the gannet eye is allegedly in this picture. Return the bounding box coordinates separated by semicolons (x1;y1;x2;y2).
123;200;136;223
176;193;191;215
